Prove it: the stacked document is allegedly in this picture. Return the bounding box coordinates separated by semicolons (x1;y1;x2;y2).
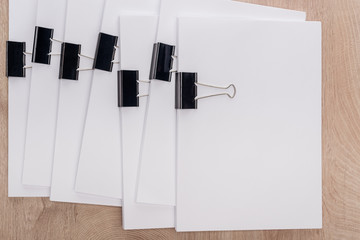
6;0;322;232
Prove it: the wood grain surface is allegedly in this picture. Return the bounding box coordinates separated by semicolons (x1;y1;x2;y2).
1;0;360;239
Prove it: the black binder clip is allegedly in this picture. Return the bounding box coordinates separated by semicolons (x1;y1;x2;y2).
118;70;140;107
59;42;81;80
175;72;237;109
93;32;118;72
149;42;175;82
6;41;26;77
175;72;198;109
117;70;150;107
32;26;54;64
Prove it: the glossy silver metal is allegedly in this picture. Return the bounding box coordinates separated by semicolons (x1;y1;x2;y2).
76;68;93;72
76;53;94;71
195;82;237;100
78;53;94;60
50;38;63;43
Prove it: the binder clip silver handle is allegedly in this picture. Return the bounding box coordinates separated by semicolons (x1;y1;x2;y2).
195;82;236;100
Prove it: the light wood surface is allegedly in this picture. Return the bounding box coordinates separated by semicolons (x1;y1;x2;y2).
1;0;360;239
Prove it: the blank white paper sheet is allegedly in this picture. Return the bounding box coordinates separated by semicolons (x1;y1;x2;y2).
119;15;174;230
137;0;307;206
22;0;68;187
8;0;49;197
175;17;322;231
50;0;121;206
75;0;160;200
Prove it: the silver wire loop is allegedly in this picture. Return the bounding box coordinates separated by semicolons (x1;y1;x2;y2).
47;38;62;56
76;68;93;72
137;80;151;84
195;83;237;101
50;38;63;43
136;80;150;97
23;52;32;55
170;55;178;73
77;54;95;71
78;54;94;60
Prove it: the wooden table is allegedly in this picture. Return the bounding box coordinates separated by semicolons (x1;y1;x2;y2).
1;0;360;239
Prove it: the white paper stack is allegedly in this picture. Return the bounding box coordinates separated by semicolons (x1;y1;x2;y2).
175;17;322;232
22;0;67;188
6;0;322;232
8;0;49;197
